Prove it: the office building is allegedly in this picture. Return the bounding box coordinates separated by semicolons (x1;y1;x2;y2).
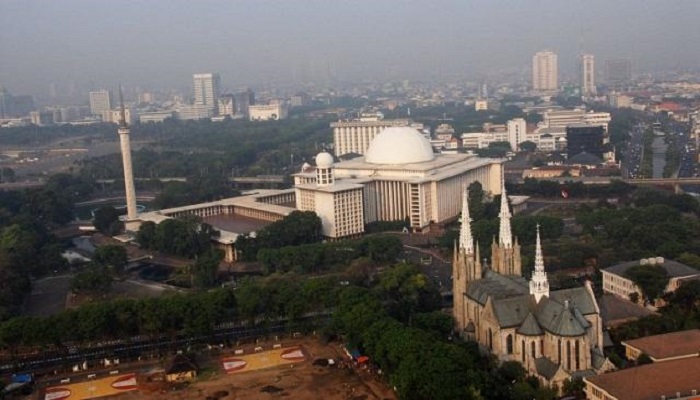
218;95;235;117
30;111;55;126
193;73;221;113
89;90;113;117
331;113;412;157
532;51;558;92
234;89;255;115
605;59;632;85
581;54;596;97
566;124;605;159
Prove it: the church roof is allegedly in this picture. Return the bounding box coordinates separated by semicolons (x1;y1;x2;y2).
517;312;544;336
534;357;561;380
466;269;529;305
535;297;588;337
492;296;533;328
550;287;598;315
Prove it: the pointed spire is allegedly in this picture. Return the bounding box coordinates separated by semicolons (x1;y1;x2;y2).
459;187;474;254
530;224;549;302
118;84;128;129
498;175;513;248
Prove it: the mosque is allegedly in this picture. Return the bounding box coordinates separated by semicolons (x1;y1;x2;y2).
136;126;504;259
452;184;614;388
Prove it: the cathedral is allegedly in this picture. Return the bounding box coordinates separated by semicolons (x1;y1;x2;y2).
452;182;613;388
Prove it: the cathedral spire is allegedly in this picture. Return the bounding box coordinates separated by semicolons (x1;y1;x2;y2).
459;187;475;254
529;224;550;302
498;177;513;248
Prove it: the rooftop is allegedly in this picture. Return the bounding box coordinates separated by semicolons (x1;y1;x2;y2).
604;259;700;279
585;357;700;400
622;329;700;361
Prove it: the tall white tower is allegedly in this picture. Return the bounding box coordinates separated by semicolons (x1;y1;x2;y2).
117;88;139;227
315;151;335;187
532;51;558;92
581;54;596;97
529;225;550;303
491;177;522;276
453;187;481;338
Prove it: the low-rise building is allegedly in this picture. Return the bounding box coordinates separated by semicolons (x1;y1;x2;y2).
621;329;700;362
249;103;288;121
602;258;700;304
584;357;700;400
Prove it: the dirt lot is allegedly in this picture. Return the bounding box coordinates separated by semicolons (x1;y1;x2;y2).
38;338;396;400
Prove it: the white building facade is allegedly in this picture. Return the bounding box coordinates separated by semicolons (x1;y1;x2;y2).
581;54;596;97
533;51;558;92
248;104;288;121
331;115;412;157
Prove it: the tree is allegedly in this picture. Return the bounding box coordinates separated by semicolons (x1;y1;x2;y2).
637;353;653;365
71;264;112;293
519;141;537;152
190;250;223;289
93;245;128;275
629;292;640;304
625;265;669;304
136;221;156;249
93;206;122;235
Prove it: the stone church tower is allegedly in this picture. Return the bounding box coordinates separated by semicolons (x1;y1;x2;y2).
453;188;481;333
491;181;522;276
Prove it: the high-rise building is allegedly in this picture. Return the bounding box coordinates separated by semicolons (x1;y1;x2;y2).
233;89;255;116
581;54;596;97
532;51;558;92
506;118;527;152
89;90;113;117
193;73;221;112
605;59;632;85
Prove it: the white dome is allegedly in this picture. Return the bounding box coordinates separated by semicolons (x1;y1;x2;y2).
315;151;334;168
365;127;435;164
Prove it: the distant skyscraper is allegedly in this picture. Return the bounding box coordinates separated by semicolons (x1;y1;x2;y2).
532;51;558;92
89;90;113;117
581;54;596;96
193;73;221;113
605;59;632;85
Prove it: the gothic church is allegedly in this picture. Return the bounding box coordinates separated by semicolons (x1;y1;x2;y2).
452;183;613;388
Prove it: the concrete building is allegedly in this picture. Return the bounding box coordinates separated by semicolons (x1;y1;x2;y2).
474;99;488;111
602;258;700;305
584;357;700;400
234;89;255;115
218;94;235;117
581;54;596;97
248;104;287;121
176;104;214;120
89;90;113;117
453;187;612;389
507;118;527;152
621;329;700;363
532;51;558;92
295;152;365;239
139;111;174;124
193;73;221;113
331;114;412;157
102;108;136;125
29;110;54;126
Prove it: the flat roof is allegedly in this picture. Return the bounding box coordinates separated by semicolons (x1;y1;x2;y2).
622;329;700;360
585;357;700;400
203;214;273;236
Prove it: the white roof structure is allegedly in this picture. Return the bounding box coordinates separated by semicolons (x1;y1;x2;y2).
365;126;435;165
315;151;334;168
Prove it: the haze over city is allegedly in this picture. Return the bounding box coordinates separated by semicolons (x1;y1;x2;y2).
2;0;700;95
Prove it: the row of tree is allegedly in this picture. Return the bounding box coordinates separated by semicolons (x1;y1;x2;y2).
136;217;219;258
234;211;322;262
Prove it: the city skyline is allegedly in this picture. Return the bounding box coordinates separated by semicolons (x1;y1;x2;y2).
1;0;699;96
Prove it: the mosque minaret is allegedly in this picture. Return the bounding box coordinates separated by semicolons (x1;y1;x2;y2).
117;87;139;229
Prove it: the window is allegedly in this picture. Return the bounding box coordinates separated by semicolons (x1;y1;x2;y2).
531;341;536;358
506;335;513;354
521;340;525;362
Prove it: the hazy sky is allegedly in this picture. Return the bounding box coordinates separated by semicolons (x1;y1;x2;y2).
1;0;699;95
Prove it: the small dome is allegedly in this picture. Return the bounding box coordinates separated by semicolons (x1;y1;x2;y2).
365;126;435;164
315;151;334;168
